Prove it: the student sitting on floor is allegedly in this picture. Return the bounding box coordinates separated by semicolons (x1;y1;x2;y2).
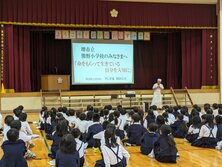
3;115;14;141
192;114;218;148
112;110;125;140
75;113;88;139
124;113;146;146
185;116;201;143
96;124;130;167
45;110;57;140
56;134;79;167
19;113;33;135
49;119;69;165
140;123;159;157
71;128;87;167
153;125;178;163
0;128;27;167
156;115;165;133
170;114;188;138
86;113;103;148
143;109;156;129
215;115;222;142
13;108;22;121
10;120;37;159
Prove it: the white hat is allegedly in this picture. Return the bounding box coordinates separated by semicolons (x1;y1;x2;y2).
157;78;162;82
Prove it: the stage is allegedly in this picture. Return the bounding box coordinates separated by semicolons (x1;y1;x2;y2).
0;89;219;112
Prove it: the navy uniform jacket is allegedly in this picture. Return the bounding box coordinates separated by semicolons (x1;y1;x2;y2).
86;123;103;147
0;140;27;167
127;124;147;145
153;134;178;163
170;120;188;138
56;150;79;167
140;132;159;155
216;124;222;141
51;133;62;159
145;116;156;128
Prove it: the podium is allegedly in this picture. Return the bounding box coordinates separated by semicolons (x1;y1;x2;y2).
41;75;70;91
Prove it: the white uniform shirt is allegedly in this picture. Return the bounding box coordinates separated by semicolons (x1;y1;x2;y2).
188;125;200;134
19;131;32;142
198;124;218;139
168;113;176;124
68;116;77;126
93;131;121;147
101;144;130;167
21;121;33;135
213;109;219;117
75;138;86;158
76;120;88;134
86;120;93;133
3;124;10;141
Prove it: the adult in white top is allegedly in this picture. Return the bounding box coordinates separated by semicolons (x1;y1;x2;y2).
151;78;164;109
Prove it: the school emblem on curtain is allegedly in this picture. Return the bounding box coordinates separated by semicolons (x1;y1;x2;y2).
110;9;118;18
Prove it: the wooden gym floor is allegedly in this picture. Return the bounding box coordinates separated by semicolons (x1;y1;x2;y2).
0;113;222;167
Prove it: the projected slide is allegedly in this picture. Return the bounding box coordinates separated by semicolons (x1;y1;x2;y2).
72;40;134;85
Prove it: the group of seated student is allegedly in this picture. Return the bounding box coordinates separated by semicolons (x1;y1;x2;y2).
2;103;222;166
0;105;40;167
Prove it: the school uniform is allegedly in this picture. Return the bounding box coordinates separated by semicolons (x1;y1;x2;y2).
216;123;222;141
0;139;27;167
67;116;77;127
19;131;32;143
51;133;62;159
191;124;218;148
75;138;86;167
183;115;189;124
13;115;19;121
76;120;88;134
101;145;130;167
56;150;79;167
168;113;176;124
93;130;121;147
143;115;156;129
21;121;33;135
153;134;178;163
126;123;146;145
111;118;125;140
86;122;103;147
153;110;159;118
213;109;219;117
140;132;159;155
3;124;10;141
85;120;93;133
45;117;56;140
185;125;200;143
170;120;188;138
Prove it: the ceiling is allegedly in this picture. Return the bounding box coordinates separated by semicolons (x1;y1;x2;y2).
109;0;217;4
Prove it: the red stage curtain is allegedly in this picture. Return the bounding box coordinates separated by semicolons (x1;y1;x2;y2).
181;30;202;89
166;33;182;88
3;25;31;92
30;31;71;91
0;0;216;27
202;30;218;86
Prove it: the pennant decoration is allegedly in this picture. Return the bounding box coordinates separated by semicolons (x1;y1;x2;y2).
90;31;97;39
62;30;70;39
124;31;131;40
1;83;5;93
104;31;110;39
131;32;137;40
77;31;83;39
55;30;62;39
83;31;90;39
55;30;151;41
112;31;118;40
97;31;103;39
70;31;76;39
144;32;151;41
138;32;144;40
118;31;124;40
